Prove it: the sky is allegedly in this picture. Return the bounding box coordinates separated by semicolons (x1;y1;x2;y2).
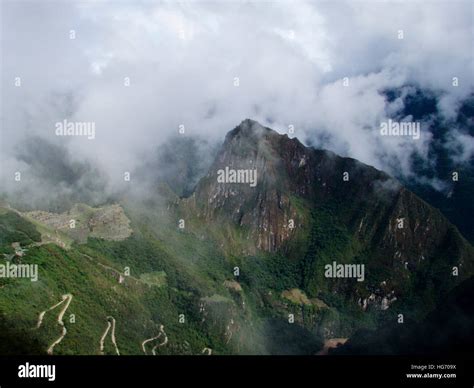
1;0;473;205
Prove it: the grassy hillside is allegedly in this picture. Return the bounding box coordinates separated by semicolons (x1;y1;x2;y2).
0;205;326;355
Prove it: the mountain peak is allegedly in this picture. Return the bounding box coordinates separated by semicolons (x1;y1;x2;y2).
226;119;273;142
190;120;472;259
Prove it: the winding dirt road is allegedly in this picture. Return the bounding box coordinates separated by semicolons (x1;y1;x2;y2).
141;333;162;354
151;325;168;355
142;325;168;355
36;294;73;355
99;316;120;355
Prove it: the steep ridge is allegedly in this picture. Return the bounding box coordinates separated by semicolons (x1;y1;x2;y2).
184;119;474;317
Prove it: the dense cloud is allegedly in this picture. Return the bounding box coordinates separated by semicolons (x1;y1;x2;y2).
1;0;473;207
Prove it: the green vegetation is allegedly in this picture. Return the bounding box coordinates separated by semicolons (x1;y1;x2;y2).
0;211;41;253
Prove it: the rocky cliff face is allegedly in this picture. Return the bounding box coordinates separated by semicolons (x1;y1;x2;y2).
184;119;474;313
190;119;472;262
190;119;303;252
